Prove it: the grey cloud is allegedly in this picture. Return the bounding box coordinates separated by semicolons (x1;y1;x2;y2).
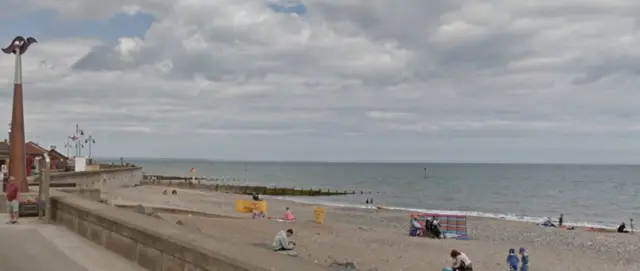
5;0;640;162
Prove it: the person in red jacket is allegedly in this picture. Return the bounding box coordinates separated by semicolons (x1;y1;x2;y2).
5;176;19;224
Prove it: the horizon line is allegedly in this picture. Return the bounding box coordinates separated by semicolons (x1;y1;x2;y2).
91;156;640;166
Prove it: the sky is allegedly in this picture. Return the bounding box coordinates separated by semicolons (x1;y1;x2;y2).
2;0;640;164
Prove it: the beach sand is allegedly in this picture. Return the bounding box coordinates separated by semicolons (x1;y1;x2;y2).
107;186;640;270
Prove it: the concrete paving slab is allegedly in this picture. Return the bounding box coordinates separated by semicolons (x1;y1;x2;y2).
0;216;145;271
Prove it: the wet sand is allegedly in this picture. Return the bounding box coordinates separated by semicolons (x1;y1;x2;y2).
106;186;640;270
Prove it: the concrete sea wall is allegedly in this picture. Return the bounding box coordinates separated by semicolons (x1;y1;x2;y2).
48;193;328;271
48;167;142;191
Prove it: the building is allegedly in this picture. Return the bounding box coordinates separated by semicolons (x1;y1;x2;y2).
0;140;69;175
0;141;8;173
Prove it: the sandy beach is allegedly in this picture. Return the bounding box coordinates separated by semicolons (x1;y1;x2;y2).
106;185;640;270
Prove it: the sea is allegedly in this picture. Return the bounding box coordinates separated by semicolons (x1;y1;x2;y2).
100;158;640;228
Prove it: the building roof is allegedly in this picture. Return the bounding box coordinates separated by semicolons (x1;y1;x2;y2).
27;141;48;153
48;148;68;161
25;142;47;155
0;141;55;156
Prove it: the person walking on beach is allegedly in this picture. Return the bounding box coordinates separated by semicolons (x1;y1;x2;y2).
506;248;519;271
272;229;295;251
519;247;529;271
450;249;472;271
5;176;19;224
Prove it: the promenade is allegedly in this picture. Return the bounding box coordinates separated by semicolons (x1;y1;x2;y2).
0;216;144;271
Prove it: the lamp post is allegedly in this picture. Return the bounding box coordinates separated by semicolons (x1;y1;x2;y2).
85;134;96;158
3;36;37;192
68;124;84;157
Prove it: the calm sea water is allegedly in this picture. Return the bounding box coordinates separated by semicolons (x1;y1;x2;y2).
101;158;640;227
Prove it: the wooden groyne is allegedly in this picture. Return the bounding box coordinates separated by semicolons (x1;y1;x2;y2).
140;177;375;197
144;174;212;181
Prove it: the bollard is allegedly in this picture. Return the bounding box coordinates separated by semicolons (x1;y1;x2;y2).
38;153;51;221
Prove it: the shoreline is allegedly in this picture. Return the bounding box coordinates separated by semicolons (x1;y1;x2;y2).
269;195;626;230
144;179;625;230
107;186;640;270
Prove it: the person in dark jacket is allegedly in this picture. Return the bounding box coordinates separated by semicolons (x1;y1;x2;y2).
506;248;519;271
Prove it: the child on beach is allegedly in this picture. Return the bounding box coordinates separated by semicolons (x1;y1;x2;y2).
519;247;529;271
506;248;519;271
284;207;296;222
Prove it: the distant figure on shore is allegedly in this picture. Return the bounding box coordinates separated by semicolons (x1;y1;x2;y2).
252;192;261;201
519;247;529;271
370;198;374;205
171;189;178;196
541;217;556;227
162;190;168;195
272;229;295;251
365;198;370;205
284;207;296;222
506;248;519;271
618;222;629;233
558;213;563;226
450;249;472;271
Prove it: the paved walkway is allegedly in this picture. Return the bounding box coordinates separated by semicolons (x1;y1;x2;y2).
0;216;144;271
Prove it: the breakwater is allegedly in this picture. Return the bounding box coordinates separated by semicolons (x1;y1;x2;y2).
141;175;375;196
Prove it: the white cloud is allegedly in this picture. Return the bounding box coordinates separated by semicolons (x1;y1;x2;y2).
3;0;640;162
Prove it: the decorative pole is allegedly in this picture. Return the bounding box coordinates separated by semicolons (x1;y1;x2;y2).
85;134;96;158
64;140;72;158
75;124;84;156
2;36;37;192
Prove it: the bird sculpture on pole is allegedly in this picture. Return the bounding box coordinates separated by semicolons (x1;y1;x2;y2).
3;36;37;192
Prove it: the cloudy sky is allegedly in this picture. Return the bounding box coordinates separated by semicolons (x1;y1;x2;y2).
2;0;640;163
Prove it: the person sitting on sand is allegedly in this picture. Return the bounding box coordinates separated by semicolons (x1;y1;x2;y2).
541;217;556;227
519;247;529;271
272;229;295;251
171;189;178;196
450;249;472;271
618;222;629;233
410;217;423;236
284;207;296;222
506;248;519;271
162;190;168;195
252;192;261;201
431;216;442;239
